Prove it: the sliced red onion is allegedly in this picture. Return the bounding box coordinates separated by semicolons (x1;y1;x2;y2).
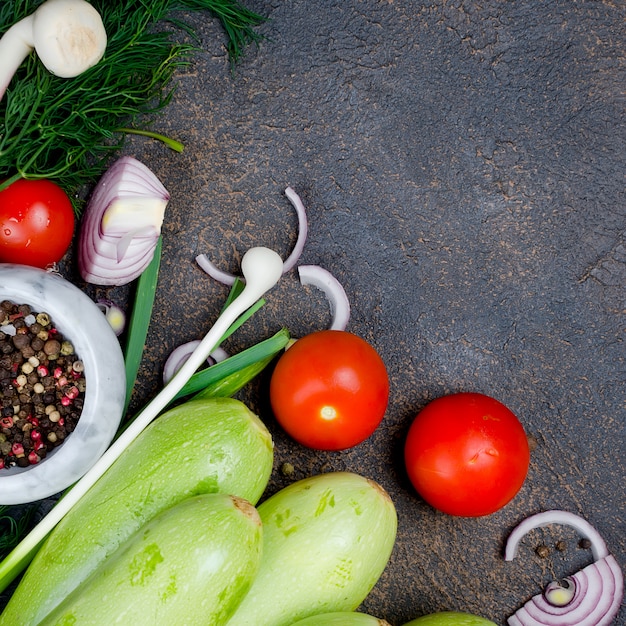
298;264;351;330
163;340;201;385
207;346;229;365
282;186;308;273
162;341;230;385
506;510;624;626
96;299;126;336
505;510;609;562
78;156;169;286
195;254;237;286
195;186;308;285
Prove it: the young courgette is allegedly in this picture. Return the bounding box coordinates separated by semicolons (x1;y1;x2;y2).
289;612;391;625
226;471;398;626
38;493;263;625
0;397;273;626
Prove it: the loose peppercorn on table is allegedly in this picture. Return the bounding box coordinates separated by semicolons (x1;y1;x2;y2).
0;2;624;625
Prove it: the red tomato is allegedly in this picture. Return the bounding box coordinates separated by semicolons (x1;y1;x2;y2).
269;330;390;450
0;179;75;268
404;392;530;517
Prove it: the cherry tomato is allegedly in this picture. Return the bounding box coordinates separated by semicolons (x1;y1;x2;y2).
0;179;75;268
269;330;390;450
404;392;530;517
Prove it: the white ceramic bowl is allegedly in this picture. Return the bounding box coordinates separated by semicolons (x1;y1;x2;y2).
0;264;126;504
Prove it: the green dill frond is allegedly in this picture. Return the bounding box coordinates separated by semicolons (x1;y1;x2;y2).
0;505;38;561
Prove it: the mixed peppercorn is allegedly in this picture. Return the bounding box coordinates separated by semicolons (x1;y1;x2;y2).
0;300;86;469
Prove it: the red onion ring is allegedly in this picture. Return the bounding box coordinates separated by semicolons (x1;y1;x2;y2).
282;186;308;273
195;186;308;285
506;510;624;626
297;264;351;331
505;510;609;562
162;341;229;385
195;254;237;286
78;156;169;286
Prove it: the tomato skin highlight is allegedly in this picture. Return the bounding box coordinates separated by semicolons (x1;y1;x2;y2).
269;330;389;450
0;179;75;268
404;392;530;517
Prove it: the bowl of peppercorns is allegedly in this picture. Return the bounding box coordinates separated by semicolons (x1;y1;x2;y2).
0;264;126;504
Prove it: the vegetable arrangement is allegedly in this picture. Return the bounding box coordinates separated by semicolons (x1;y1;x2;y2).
0;1;623;624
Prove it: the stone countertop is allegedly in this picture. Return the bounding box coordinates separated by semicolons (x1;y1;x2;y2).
4;1;626;625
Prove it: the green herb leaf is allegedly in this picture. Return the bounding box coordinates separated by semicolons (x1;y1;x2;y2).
176;327;290;401
123;237;163;416
0;505;37;562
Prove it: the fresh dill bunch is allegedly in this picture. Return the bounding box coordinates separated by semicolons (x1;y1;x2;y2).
0;0;266;207
0;505;37;562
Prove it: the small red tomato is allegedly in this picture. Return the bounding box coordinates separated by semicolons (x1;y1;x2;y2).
269;330;389;450
404;392;530;517
0;179;75;268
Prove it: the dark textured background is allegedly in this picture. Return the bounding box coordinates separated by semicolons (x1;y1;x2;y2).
5;1;626;624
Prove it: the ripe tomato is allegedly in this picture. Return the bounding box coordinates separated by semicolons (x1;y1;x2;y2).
404;392;530;517
269;330;389;450
0;179;75;268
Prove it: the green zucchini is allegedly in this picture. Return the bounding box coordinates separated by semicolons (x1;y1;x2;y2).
0;397;273;626
402;613;497;625
290;612;391;625
226;471;398;626
39;493;263;625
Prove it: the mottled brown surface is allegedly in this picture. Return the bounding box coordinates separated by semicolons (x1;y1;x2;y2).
4;1;626;624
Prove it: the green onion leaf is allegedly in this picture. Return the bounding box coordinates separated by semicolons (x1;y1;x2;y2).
123;237;162;416
175;327;290;401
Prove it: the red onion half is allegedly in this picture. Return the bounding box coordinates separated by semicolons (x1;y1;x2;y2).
78;156;169;286
506;510;624;626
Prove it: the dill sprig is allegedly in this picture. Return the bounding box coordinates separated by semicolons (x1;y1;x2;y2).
0;505;37;561
0;0;266;205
